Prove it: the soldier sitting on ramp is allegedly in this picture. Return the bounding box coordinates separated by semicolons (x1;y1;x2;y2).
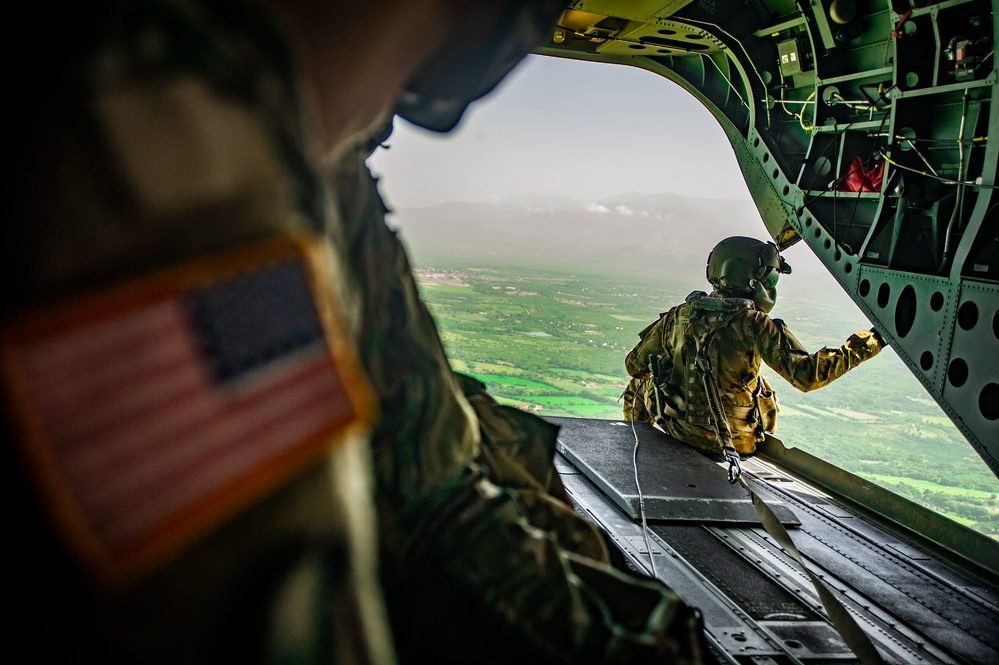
624;236;884;458
6;1;713;664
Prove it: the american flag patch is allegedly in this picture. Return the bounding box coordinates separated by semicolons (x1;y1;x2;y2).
2;235;374;587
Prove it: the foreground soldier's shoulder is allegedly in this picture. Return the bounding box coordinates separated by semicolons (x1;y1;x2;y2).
740;306;768;325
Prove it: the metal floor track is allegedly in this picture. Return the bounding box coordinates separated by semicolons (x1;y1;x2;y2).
548;416;999;665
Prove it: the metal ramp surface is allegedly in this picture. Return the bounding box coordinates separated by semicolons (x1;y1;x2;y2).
552;416;799;526
548;416;999;665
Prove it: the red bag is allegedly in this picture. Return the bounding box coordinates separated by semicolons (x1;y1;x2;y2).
837;156;884;192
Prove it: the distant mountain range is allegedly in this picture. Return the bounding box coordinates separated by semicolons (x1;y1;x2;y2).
385;192;768;278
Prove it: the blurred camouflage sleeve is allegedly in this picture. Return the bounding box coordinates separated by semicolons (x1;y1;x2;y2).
755;314;883;392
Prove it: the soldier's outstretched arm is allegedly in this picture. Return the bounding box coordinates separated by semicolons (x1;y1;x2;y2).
756;313;884;392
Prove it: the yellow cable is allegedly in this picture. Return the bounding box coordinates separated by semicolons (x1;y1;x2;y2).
799;89;817;131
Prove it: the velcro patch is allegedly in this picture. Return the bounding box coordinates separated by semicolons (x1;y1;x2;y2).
2;234;375;588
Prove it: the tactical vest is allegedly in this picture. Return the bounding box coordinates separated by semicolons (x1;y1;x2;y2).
652;291;774;446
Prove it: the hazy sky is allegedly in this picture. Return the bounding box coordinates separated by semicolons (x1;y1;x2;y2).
368;53;753;209
368;52;833;281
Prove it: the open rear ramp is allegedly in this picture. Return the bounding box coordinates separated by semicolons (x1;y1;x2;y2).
549;416;999;665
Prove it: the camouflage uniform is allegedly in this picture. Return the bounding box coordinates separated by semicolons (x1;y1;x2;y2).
7;4;393;664
7;3;710;664
624;291;883;454
327;132;710;665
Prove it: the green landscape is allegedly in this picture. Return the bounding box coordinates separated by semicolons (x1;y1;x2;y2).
408;259;999;539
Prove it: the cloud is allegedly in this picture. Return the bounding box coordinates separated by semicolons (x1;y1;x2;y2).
586;202;610;213
616;205;634;215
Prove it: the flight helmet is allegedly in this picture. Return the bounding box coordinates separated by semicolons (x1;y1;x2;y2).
706;236;792;313
396;1;566;132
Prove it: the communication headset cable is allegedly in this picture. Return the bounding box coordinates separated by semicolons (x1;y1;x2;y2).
630;395;659;579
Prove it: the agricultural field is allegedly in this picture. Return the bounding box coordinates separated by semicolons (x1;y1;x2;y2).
413;262;999;538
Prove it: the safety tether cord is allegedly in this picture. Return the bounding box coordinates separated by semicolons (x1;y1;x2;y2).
737;475;886;665
690;308;885;664
694;314;884;665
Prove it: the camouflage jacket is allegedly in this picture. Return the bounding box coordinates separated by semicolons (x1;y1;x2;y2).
626;291;883;453
8;4;396;663
7;3;713;662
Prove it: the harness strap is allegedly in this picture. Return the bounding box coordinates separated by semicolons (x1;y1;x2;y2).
691;308;746;482
738;477;886;664
687;303;885;663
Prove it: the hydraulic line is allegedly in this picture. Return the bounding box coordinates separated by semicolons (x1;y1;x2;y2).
939;90;969;273
899;137;941;177
878;149;998;188
798;89;817;131
697;51;751;115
